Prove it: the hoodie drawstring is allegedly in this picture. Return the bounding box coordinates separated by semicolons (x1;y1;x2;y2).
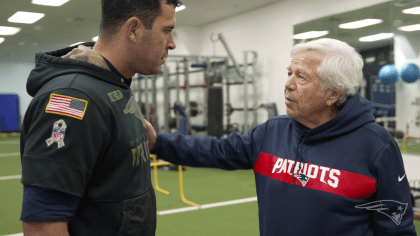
291;131;309;186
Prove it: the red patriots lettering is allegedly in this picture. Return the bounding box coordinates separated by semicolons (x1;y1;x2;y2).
254;152;376;199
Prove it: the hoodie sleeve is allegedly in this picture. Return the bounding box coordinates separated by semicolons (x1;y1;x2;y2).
151;122;268;170
20;89;110;197
372;140;416;235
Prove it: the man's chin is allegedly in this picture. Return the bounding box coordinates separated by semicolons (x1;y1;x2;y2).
139;67;162;76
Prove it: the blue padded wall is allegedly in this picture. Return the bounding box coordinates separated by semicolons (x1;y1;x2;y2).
0;94;19;132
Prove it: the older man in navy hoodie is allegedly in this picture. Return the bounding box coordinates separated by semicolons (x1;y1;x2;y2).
147;38;416;236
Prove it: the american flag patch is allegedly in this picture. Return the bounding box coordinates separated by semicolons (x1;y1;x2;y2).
45;94;88;120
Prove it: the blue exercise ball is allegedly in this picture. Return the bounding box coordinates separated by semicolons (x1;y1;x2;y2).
400;63;419;83
378;64;399;84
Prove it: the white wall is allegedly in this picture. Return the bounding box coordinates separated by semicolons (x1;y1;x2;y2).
394;33;420;136
0;63;35;128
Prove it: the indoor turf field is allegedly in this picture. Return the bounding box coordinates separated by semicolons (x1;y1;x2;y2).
0;136;419;235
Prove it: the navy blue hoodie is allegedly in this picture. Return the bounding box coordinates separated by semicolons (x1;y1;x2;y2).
152;93;416;236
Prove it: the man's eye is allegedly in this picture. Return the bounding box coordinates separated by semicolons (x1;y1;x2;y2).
287;72;292;76
298;77;305;80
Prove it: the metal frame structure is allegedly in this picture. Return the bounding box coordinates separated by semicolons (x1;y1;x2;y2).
133;33;260;135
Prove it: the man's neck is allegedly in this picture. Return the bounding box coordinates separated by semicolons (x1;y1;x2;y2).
298;107;341;129
92;39;134;79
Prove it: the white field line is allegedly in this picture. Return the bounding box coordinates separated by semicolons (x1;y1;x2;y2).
0;153;20;158
0;175;21;181
3;197;258;236
157;196;257;215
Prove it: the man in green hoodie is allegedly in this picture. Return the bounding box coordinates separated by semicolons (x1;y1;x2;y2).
20;0;180;235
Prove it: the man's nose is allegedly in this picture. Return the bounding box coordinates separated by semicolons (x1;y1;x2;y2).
285;75;296;91
167;33;176;50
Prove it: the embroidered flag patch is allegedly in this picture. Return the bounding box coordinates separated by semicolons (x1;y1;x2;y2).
45;94;88;120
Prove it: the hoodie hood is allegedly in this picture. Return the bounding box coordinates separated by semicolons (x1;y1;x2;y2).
27;42;131;97
291;93;375;143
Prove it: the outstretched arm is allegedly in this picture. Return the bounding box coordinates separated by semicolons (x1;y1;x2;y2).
147;121;268;170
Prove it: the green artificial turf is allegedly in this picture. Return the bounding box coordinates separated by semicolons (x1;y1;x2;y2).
414;220;420;235
0;179;23;235
156;201;259;236
153;167;256;211
0;142;20;154
0;156;21;177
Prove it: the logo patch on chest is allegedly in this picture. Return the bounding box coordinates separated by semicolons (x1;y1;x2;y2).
124;96;146;128
46;119;67;149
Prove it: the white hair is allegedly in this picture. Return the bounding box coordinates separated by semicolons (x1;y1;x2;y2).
291;38;364;106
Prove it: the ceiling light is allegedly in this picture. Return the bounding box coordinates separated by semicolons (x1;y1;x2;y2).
0;26;21;35
339;19;383;29
402;6;420;14
32;0;70;6
293;31;329;39
359;33;394;42
176;5;186;12
0;38;4;44
364;57;376;64
70;42;84;46
92;36;98;42
8;11;45;24
398;23;420;32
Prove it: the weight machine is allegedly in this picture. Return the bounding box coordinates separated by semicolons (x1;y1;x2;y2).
133;33;278;137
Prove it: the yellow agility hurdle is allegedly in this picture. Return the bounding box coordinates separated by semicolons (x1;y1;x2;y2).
150;155;170;195
150;154;200;208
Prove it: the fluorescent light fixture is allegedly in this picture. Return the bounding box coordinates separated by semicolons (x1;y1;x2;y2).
8;11;45;24
32;0;70;6
92;36;99;42
0;38;4;44
398;23;420;32
293;31;329;39
359;33;394;42
364;57;376;63
0;26;21;35
339;19;383;29
176;5;186;12
402;6;420;14
70;42;84;46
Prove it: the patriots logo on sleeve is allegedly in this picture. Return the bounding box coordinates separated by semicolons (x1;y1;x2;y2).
355;200;408;225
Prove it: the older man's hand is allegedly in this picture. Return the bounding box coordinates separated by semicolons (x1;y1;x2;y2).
145;120;157;151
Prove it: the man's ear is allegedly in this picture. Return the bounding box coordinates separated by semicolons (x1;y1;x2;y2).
125;17;145;43
325;89;342;107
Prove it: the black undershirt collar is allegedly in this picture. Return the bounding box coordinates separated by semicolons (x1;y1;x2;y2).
100;55;132;87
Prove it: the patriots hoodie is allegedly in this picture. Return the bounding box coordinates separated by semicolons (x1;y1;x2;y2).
151;93;416;236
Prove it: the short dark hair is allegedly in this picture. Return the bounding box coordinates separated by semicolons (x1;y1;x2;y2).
99;0;182;38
